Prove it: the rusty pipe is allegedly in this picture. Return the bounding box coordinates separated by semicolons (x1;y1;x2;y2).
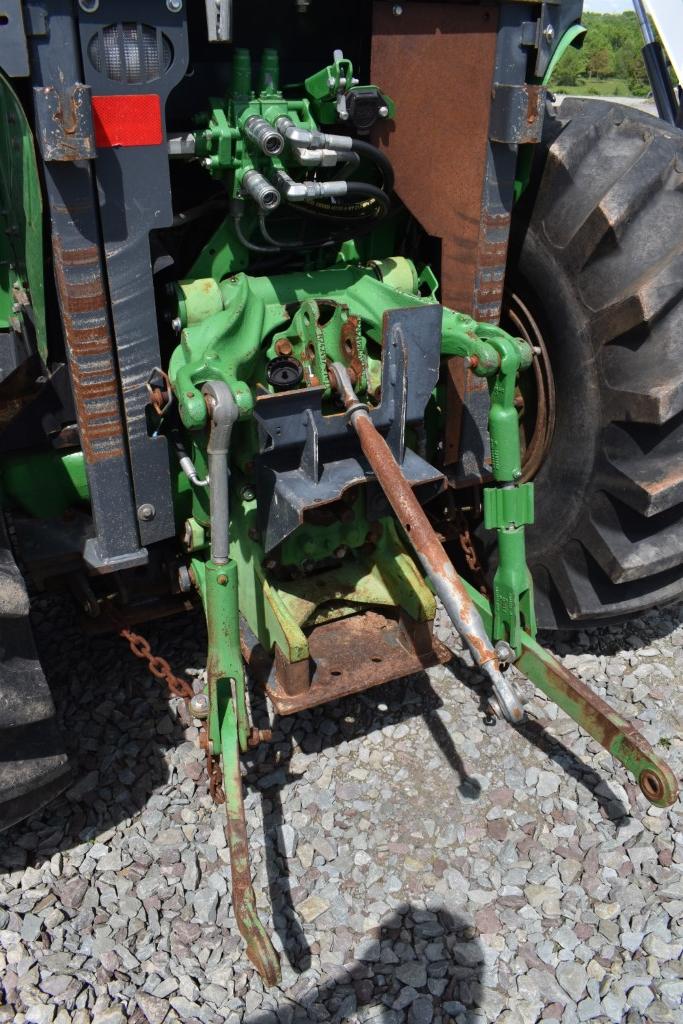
329;363;524;724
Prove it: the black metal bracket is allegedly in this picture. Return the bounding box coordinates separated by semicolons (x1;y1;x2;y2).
254;305;446;552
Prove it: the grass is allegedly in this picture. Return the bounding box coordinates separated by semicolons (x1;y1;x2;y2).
554;77;635;97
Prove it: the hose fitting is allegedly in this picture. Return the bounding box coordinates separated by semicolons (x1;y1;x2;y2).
242;115;285;156
241;169;281;211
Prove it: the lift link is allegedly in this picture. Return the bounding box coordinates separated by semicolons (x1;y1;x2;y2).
193;382;281;987
480;328;537;657
329;363;679;809
442;323;537;657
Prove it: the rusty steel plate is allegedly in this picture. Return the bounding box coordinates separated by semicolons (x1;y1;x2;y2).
244;611;451;716
371;1;498;314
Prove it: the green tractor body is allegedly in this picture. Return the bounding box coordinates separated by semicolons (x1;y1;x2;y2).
0;1;680;982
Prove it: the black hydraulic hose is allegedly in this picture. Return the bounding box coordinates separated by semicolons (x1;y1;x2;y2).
233;215;281;253
292;182;390;223
350;138;394;194
171;197;229;228
345;181;391;214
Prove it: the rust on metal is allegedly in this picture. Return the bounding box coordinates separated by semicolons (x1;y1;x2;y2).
371;1;499;314
517;637;679;807
340;314;364;385
243;609;450;716
353;412;486;643
504;291;556;482
222;713;281;986
120;624;195;700
472;210;512;322
330;362;523;723
53;240;127;464
35;84;95;162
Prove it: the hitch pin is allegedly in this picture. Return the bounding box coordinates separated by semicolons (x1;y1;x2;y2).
329;362;525;724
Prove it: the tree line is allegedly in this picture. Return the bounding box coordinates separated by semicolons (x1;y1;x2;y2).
550;11;674;95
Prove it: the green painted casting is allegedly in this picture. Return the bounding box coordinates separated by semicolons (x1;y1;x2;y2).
0;72;46;362
193;558;249;755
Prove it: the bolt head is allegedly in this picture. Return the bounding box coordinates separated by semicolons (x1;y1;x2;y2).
216;573;228;586
392;3;403;14
78;0;99;12
334;546;347;559
241;486;256;502
190;693;209;719
543;24;554;42
177;565;193;593
167;0;183;11
378;105;389;118
137;503;155;522
494;640;515;664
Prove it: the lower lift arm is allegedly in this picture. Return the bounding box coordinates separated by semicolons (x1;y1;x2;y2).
192;381;281;987
329;356;678;810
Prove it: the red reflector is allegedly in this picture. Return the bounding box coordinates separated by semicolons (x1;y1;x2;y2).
92;94;163;148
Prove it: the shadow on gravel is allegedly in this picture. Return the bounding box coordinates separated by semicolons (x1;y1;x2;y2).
0;597;199;873
538;600;683;659
245;904;484;1024
444;647;630;819
247;670;484;975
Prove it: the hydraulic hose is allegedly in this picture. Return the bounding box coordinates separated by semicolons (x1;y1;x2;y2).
292;182;391;223
350;138;395;194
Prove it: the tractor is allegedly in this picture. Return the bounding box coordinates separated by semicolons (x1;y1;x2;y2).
0;0;680;983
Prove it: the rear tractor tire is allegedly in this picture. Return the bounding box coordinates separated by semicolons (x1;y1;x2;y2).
505;98;683;628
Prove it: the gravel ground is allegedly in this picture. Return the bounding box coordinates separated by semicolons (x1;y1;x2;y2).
1;596;681;1024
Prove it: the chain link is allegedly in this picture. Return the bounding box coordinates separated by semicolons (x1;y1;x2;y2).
120;626;195;700
118;619;227;803
454;511;490;598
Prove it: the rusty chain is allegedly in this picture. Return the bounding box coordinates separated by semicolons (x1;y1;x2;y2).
119;622;227;804
120;627;195;700
454;510;490;598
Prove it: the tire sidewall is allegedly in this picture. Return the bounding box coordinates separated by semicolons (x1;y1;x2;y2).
514;229;602;567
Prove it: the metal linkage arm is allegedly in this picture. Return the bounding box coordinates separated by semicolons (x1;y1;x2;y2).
463;580;678;808
329;362;524;724
196;381;281;986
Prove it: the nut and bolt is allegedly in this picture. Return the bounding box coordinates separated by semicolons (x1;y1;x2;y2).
378;105;389;118
217;573;228;586
494;640;516;665
78;0;100;12
167;0;183;12
189;693;210;719
241;485;256;501
171;317;182;333
392;4;403;15
137;503;156;522
177;565;193;593
543;24;555;43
